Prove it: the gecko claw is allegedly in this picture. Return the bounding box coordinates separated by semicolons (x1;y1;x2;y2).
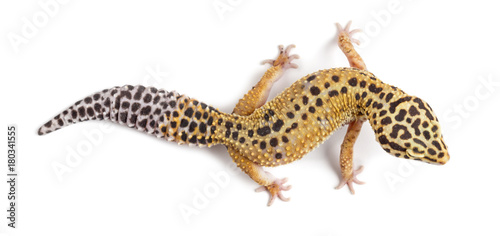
256;177;292;206
335;166;365;194
261;44;300;69
336;21;362;45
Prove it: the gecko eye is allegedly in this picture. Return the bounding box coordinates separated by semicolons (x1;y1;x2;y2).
406;148;425;158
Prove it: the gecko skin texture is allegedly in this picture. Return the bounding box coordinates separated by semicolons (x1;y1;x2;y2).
39;24;450;205
39;69;449;165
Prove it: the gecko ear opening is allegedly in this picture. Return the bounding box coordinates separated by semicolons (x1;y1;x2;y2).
406;148;425;158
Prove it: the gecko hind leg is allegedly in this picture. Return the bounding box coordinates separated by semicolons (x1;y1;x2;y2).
230;44;298;205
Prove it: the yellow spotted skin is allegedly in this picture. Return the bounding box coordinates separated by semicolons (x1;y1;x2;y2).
201;67;450;168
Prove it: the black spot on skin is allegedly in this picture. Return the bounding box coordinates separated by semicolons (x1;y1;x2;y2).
200;103;207;109
71;110;78;119
78;107;86;117
171;121;177;129
121;101;130;109
252;140;258;145
341;87;348;94
275;153;283;159
368;84;383;94
272;119;284;132
189;122;197;132
324;82;330;88
143;94;152;103
315;98;323;106
180;119;189;128
179;103;184;110
225;122;233;129
406;118;412;123
348;77;358;86
408;105;420;116
161;126;167;133
203;112;209;119
270;138;278;147
361;92;367;98
413;97;434;120
57;119;64;126
134;86;145;100
264;114;270;121
381;117;392;125
131;103;141;113
198;122;206;133
207;116;213;126
328;90;339;97
438;153;445;158
168;101;176;108
291;123;298;129
379;110;387;116
413;138;427;148
294;104;300;111
138;119;147;128
395;109;407;121
411;118;421;136
195;111;202;120
260;141;266;150
355;93;360;100
286;112;295;118
378;135;389;144
198;137;206;144
428;148;436;155
308;106;316;113
302;114;307;120
84;97;92;104
360;81;366;88
385;93;394;102
432;141;442;150
372;101;378;109
370;77;377;81
302;96;309;105
377;127;383;133
184;108;194;118
307;75;316;82
237;124;242;130
225;130;230;138
239;137;245;143
432;125;438;132
140;106;151;115
218;119;223;125
257;126;271;136
331;75;339;82
423;130;431;140
248;130;254;138
389;97;411;113
189;135;198;144
422;121;429;128
181;133;188;142
232;131;239;141
379;92;385;99
119;112;127;123
153;96;161;104
268;109;275;116
365;99;373;107
372;113;377;119
129;114;138;124
282;136;289;143
87;108;95;117
389;142;406;152
390;124;412;140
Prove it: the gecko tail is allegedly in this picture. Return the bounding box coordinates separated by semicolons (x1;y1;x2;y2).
37;85;180;137
38;85;226;147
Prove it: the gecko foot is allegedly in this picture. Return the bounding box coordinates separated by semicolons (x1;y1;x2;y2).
261;44;299;69
335;166;365;194
255;177;292;206
336;21;362;45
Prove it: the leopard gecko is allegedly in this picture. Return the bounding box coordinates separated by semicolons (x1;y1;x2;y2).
38;21;449;206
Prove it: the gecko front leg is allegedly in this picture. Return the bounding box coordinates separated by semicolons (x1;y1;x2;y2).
230;44;298;205
334;21;367;194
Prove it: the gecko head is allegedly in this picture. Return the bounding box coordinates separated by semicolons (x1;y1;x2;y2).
372;96;450;165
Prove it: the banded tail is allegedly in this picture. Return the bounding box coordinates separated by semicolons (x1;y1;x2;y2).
38;85;224;147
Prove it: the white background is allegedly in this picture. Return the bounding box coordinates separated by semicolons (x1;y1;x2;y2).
1;1;500;235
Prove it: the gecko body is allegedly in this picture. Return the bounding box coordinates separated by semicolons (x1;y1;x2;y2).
39;22;449;205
